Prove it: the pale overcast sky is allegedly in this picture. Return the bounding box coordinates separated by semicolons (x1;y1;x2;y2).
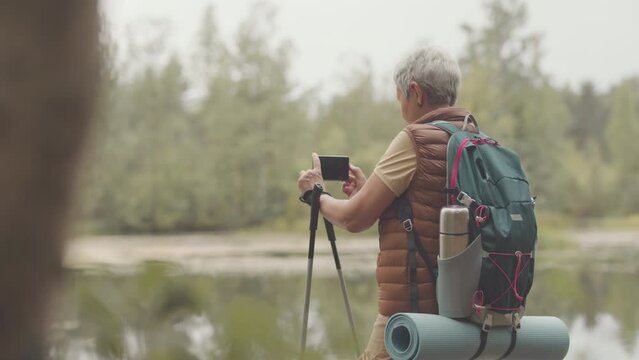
102;0;639;98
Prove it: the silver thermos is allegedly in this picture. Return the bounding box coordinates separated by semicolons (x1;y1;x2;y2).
439;206;469;259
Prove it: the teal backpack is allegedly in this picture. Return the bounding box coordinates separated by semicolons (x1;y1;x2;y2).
432;114;537;356
394;113;538;358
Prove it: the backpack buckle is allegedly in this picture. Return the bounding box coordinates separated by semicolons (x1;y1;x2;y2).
402;219;413;232
456;191;477;207
482;313;493;332
512;312;521;330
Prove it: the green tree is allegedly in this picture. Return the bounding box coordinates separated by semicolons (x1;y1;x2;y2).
556;140;616;217
82;49;192;232
605;79;639;213
80;19;201;233
114;56;192;232
77;24;122;232
565;82;608;150
196;2;311;228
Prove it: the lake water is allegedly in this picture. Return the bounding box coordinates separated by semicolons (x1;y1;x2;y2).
52;231;639;359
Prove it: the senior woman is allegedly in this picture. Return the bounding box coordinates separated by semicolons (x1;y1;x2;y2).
297;46;471;359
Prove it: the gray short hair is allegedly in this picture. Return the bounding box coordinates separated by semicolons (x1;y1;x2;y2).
394;47;462;106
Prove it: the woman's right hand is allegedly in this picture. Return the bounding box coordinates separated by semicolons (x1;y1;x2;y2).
342;164;367;198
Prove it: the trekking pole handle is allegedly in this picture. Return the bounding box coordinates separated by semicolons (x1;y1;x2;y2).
309;183;323;231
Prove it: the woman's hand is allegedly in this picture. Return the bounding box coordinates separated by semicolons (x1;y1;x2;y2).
342;164;367;198
297;153;325;194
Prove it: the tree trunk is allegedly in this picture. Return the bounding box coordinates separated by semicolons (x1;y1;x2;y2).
0;1;98;358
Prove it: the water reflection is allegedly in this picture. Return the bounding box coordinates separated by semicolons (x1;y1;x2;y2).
51;252;639;359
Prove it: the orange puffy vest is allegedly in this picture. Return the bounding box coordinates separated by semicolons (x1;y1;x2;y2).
376;107;473;316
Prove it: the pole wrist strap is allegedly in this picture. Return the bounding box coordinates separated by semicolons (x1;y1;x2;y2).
300;188;331;206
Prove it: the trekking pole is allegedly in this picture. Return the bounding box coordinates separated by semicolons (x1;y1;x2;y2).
300;184;323;357
324;218;361;357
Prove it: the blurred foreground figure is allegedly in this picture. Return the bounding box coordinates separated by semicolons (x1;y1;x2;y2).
0;1;98;358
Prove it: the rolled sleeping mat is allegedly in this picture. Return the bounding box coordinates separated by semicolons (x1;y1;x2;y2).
385;313;570;360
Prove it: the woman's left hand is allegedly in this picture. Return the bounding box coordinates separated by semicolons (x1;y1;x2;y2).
341;163;367;198
297;152;325;194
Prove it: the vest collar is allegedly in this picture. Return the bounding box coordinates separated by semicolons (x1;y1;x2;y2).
412;107;471;125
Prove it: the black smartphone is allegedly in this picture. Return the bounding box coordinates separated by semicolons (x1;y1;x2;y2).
318;155;349;181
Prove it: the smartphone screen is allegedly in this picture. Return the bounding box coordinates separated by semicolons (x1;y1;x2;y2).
319;155;349;181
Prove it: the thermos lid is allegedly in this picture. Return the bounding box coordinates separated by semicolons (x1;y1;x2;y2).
440;205;469;235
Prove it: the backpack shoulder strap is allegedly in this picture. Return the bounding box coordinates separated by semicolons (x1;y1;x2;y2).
430;120;460;135
394;193;438;312
431;114;481;134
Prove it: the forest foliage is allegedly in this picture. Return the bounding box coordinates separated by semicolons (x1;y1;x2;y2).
77;0;639;234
